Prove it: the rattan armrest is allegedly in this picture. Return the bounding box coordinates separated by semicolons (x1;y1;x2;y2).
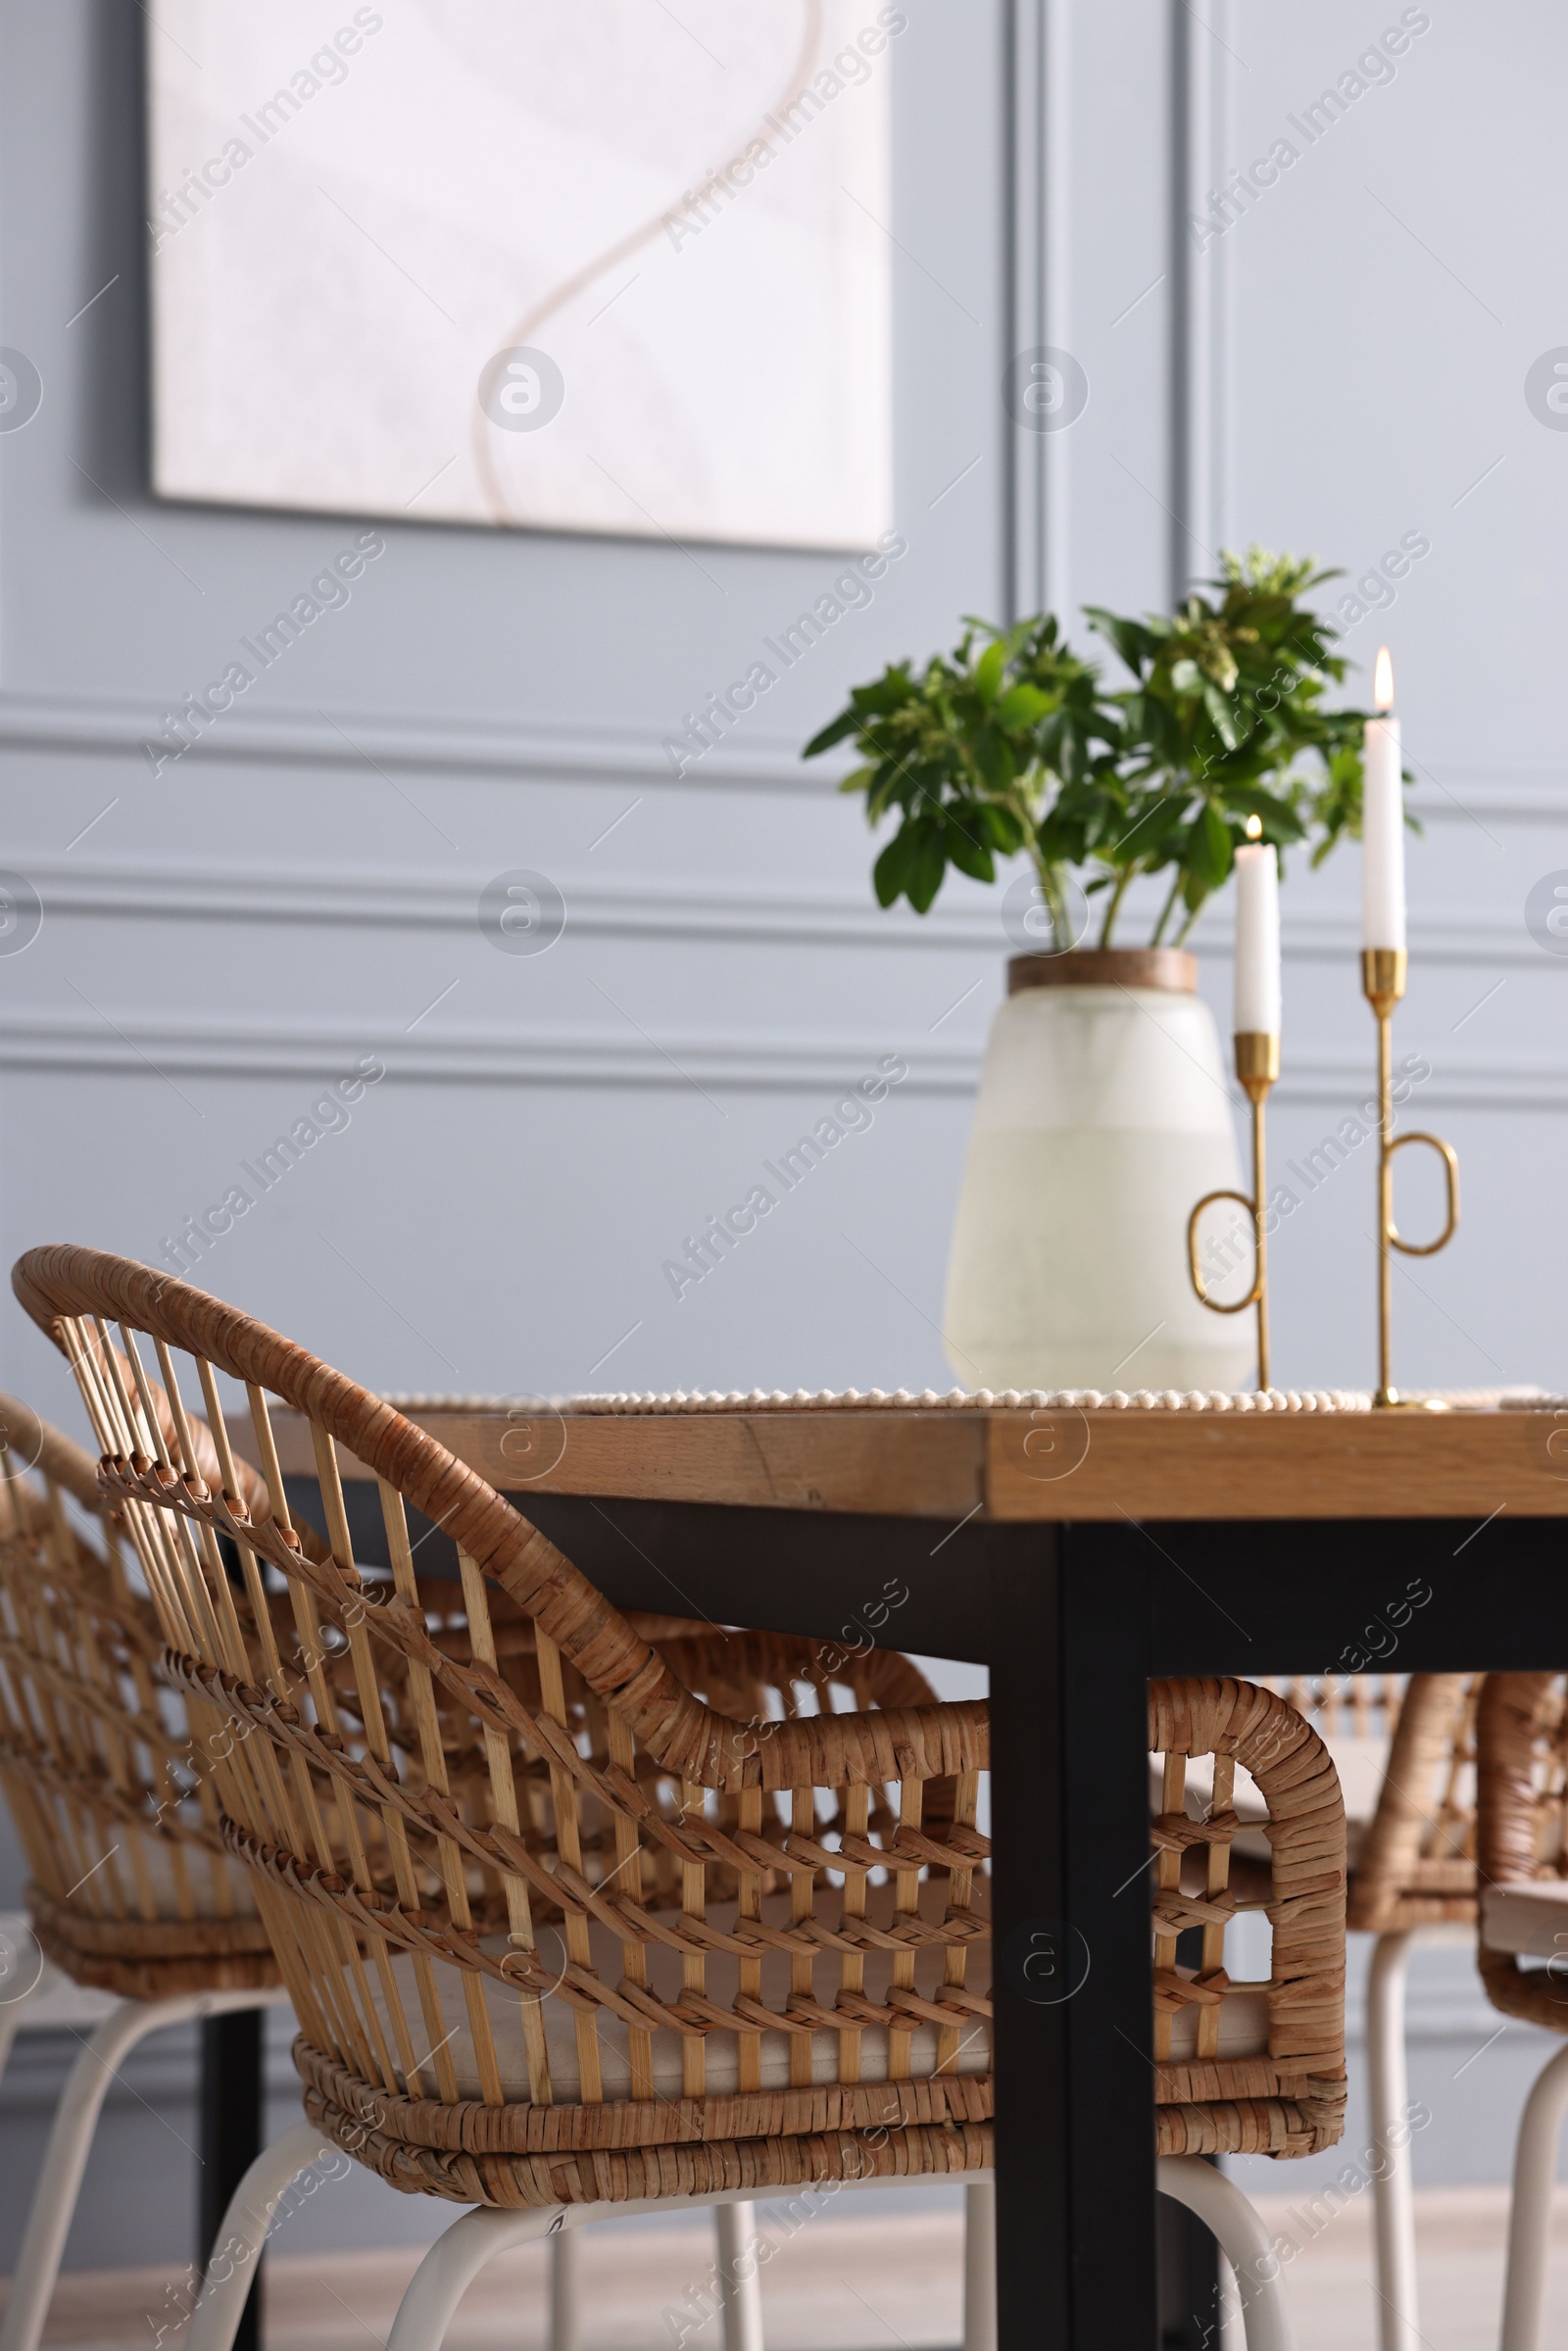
1476;1672;1566;2028
1348;1673;1475;1933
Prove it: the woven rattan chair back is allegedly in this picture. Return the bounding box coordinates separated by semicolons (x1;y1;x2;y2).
1274;1675;1478;1934
1474;1672;1568;2029
0;1389;276;1996
17;1248;1345;2200
1277;1674;1406;1742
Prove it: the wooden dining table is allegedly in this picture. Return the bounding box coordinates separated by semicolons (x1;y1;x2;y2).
252;1387;1568;2351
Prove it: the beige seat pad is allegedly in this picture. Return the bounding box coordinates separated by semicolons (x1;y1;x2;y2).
318;1869;1272;2103
1482;1879;1568;1958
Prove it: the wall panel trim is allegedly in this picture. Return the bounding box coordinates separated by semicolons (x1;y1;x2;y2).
0;691;830;795
3;692;1556;825
0;1004;1559;1109
7;857;1544;968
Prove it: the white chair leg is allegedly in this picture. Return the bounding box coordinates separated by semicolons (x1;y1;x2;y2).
1157;2155;1293;2351
1366;1932;1419;2351
1499;2039;1568;2351
0;1942;48;2090
0;1994;197;2351
0;2010;23;2092
962;2180;996;2351
384;2180;981;2351
550;2222;584;2351
716;2200;764;2351
387;2206;571;2351
185;2122;338;2351
0;1986;282;2351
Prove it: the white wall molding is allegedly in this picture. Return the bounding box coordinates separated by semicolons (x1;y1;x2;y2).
1406;773;1568;823
1223;906;1545;970
0;690;834;796
4;690;1560;827
0;1008;979;1096
1280;1053;1568;1114
1005;0;1045;622
1;1002;1565;1109
17;857;1008;953
1004;0;1071;621
12;856;1551;969
1170;0;1223;597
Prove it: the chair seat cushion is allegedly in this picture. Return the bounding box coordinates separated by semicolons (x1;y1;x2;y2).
1481;1879;1568;1958
334;1875;984;2107
1320;1736;1396;1832
1165;1981;1272;2064
321;1874;1275;2111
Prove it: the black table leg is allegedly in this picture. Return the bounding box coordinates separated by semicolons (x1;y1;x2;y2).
988;1525;1073;2350
989;1520;1159;2350
199;2009;265;2351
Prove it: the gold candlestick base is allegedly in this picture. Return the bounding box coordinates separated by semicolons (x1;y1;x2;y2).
1361;947;1407;1019
1362;952;1459;1407
1188;1032;1278;1391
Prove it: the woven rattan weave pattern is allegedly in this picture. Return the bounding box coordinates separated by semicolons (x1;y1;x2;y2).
1475;1673;1568;2029
1276;1676;1479;1934
16;1247;1347;2200
0;1390;276;1997
1349;1674;1478;1932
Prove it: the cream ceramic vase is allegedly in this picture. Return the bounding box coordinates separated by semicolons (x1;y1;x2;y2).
944;949;1253;1392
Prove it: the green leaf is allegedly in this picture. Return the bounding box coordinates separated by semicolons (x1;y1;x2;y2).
1188;802;1234;889
852;674;915;714
1084;607;1152;678
995;681;1054;728
804;709;859;758
906;823;949;912
973;724;1015;794
1220;783;1306;842
978;800;1027;852
823;559;1364;944
946;817;996;884
1200;682;1242;751
973;640;1007;705
871;830;913;907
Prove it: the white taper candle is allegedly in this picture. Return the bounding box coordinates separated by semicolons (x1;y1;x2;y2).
1233;835;1280;1036
1361;646;1406;953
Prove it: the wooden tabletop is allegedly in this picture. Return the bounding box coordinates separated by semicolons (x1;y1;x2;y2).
255;1396;1568;1523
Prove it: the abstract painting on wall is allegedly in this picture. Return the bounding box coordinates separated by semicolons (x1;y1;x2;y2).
146;2;897;551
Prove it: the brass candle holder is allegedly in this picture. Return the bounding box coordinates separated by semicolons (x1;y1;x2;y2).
1188;1031;1280;1391
1362;948;1459;1407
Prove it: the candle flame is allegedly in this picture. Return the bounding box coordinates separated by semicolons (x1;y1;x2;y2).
1372;646;1395;711
1244;813;1262;840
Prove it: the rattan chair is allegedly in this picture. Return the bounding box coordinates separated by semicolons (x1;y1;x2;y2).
1471;1672;1568;2351
0;1388;289;2351
17;1248;1348;2351
1276;1672;1478;2351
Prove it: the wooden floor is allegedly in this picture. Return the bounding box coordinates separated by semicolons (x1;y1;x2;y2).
1239;2184;1568;2351
16;2190;1568;2351
25;2208;965;2351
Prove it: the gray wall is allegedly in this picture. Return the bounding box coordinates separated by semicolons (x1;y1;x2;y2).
0;0;1563;2272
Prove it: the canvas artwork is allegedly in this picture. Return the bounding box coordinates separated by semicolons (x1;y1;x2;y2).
146;1;897;551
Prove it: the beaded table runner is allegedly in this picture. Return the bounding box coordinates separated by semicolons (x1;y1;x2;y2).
386;1386;1544;1416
